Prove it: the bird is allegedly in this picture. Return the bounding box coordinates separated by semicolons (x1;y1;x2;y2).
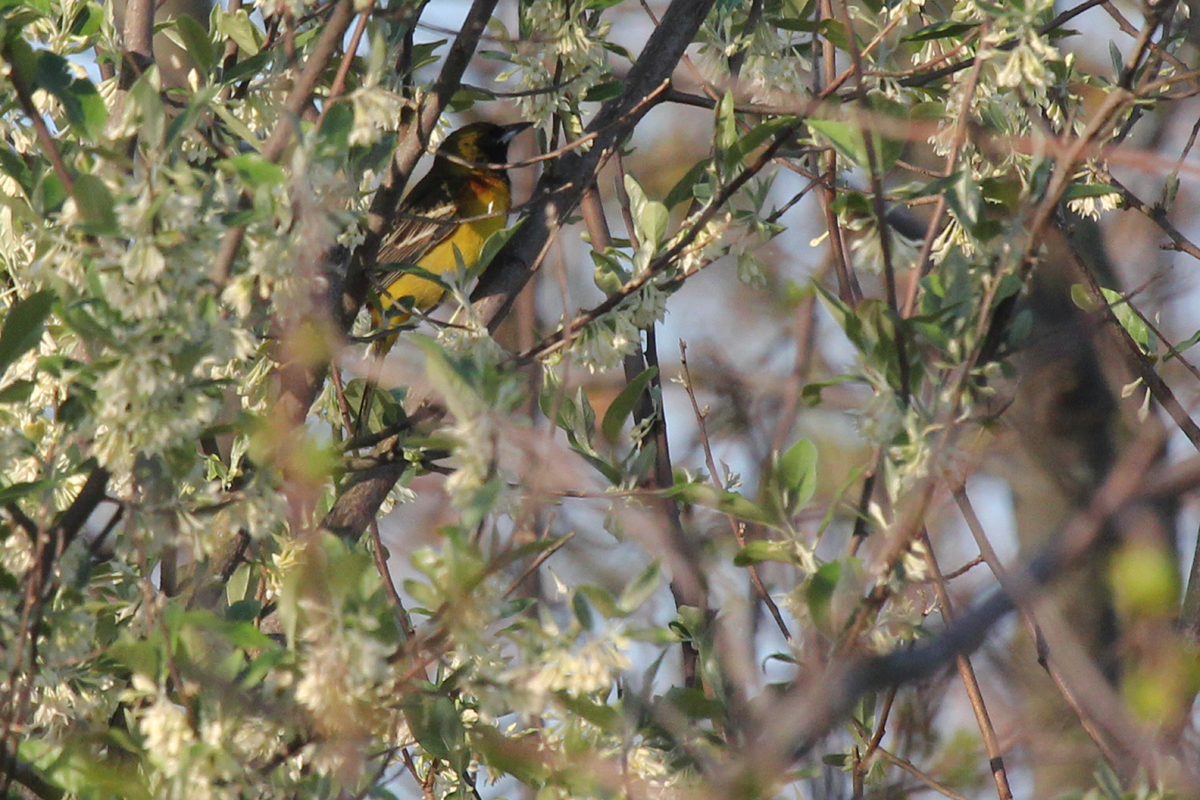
357;120;531;433
370;120;533;330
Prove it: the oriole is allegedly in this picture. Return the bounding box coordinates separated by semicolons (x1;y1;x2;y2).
371;120;532;328
356;121;530;433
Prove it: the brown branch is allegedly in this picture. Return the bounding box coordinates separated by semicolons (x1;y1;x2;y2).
1066;233;1200;452
951;485;1127;771
4;55;74;194
1109;173;1200;261
470;0;723;328
210;0;357;287
121;0;155;85
370;520;415;639
919;528;1013;800
327;5;373;105
836;0;908;404
901;28;987;317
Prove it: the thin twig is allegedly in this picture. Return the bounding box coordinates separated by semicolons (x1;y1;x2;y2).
919;528;1013;800
901;27;987;317
680;341;791;641
836;0;908;404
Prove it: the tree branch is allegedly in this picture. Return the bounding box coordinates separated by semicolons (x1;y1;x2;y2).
470;0;721;328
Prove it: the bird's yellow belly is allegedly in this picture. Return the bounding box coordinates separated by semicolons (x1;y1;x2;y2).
382;211;505;316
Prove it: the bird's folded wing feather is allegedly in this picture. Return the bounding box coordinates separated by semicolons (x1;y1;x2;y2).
372;192;460;291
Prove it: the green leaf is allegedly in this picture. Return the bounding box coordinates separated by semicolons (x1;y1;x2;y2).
729;116;796;165
220;48;270;84
1167;328;1200;361
72;174;118;234
0;480;49;504
411;335;482;420
805;560;841;630
663;158;712;209
223;154;286;187
715;91;737;152
404;693;467;771
575;584;616;617
584;80;623;102
33;51;106;138
1061;182;1120;201
665;482;777;528
475;219;523;278
173;13;214;74
0;145;32;194
664;686;725;721
217;8;262;55
70;1;103;36
733;539;799;566
623;175;668;246
800;373;859;406
573;591;595;629
0;289;55;375
473;725;551;785
945;170;983;232
557;694;622;730
601;366;656;443
449;84;494;111
767;15;819;32
778;438;817;514
818;18;852;51
617;561;661;614
1100;287;1151;353
902;21;978;42
0;378;35;403
808;118;867;167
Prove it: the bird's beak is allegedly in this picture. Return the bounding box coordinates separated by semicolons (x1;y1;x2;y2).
499;122;534;144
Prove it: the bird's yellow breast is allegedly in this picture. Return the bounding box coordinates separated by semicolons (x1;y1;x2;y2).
382;175;510;315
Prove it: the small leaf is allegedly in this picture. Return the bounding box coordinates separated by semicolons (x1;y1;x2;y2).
902;21;978;42
572;591;594;630
601;366;656;443
715;91;736;152
800;374;858;406
0;480;48;504
0;289;55;375
733;539;798;566
818;18;852;51
664;159;712;209
72;174;118;234
808;118;866;167
1100;287;1151;353
217;8;262;55
665;482;777;528
34;51;106;138
729;116;796;165
778;438;818;513
411;335;482;420
173;14;214;74
584;80;623;102
617;561;661;614
806;560;841;630
223;154;286;187
0;378;35;403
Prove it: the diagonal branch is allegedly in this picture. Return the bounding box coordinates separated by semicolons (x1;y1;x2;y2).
470;0;722;328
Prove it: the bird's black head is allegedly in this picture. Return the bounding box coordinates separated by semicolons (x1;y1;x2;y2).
436;121;533;168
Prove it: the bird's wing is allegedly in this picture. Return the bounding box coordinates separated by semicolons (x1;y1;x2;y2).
372;178;460;291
